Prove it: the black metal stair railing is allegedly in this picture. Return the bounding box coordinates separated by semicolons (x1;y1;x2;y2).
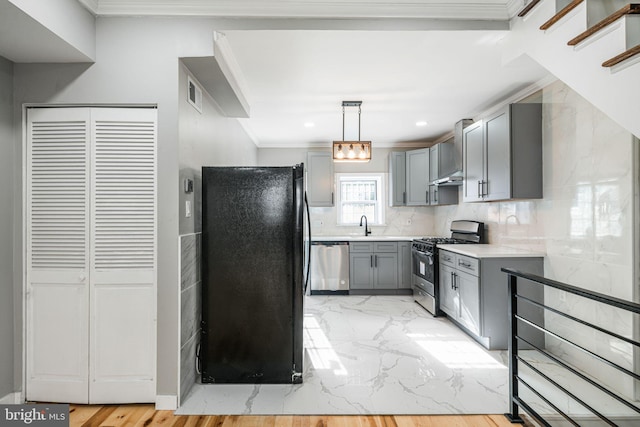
502;268;640;426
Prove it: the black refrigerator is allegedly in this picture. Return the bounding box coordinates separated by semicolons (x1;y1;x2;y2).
200;165;307;384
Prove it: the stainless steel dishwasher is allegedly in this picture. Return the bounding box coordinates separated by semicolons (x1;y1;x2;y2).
310;241;349;295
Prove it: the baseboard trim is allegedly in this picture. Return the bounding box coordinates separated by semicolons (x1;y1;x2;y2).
155;395;177;410
0;392;22;404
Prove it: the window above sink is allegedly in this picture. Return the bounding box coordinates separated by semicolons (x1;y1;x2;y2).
336;173;385;226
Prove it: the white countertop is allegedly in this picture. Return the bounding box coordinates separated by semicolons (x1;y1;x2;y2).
311;235;420;242
437;244;546;258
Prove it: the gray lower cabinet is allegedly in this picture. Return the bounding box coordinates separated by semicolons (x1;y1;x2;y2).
439;251;480;335
350;241;407;294
439;249;544;350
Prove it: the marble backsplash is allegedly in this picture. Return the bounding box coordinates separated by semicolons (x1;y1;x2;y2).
310;204;435;237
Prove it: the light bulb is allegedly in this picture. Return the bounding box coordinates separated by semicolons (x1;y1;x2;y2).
348;144;356;159
359;144;367;159
336;144;345;159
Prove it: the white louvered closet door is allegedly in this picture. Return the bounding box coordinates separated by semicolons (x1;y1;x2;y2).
26;107;157;404
89;108;157;403
26;108;91;403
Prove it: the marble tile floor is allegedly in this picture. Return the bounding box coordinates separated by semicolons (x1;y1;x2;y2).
176;295;510;415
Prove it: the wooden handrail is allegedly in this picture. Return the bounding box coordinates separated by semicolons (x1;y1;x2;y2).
540;0;584;30
568;4;640;46
603;44;640;67
517;0;541;18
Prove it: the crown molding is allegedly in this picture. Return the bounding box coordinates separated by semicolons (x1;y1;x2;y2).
84;1;514;20
78;0;99;15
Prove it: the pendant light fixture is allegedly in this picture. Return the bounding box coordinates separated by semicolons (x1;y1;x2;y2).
333;101;372;162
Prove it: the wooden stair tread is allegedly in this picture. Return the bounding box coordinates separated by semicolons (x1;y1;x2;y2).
518;0;541;18
540;0;584;30
568;4;640;46
602;44;640;67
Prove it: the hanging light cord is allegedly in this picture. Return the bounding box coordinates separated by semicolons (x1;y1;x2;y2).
358;104;361;141
342;105;345;141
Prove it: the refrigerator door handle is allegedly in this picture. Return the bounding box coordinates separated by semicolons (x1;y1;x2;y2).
304;191;311;295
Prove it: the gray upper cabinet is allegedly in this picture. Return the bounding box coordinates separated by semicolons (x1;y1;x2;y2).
406;148;429;206
306;151;334;207
462;121;484;202
462;103;542;203
429;145;439;182
388;151;406;206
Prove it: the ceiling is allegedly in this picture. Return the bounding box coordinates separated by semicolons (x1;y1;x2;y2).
222;29;549;147
9;0;553;148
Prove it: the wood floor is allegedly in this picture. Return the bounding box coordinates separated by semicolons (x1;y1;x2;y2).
69;404;533;427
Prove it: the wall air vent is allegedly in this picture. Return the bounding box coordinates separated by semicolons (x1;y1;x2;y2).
187;75;203;113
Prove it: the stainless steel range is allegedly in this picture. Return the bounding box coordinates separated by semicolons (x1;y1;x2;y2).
411;220;485;315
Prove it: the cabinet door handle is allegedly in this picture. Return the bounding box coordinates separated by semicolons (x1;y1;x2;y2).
403;191;406;204
375;255;378;268
450;272;454;289
426;190;429;204
477;180;481;198
458;260;472;269
370;255;373;268
482;180;487;197
331;192;334;204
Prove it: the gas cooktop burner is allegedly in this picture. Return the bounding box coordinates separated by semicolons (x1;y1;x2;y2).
413;220;486;248
420;237;467;245
415;237;468;245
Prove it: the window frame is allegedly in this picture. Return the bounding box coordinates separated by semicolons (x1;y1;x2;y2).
335;173;385;226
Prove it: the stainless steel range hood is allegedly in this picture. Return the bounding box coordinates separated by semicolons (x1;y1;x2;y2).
433;174;463;186
432;119;473;186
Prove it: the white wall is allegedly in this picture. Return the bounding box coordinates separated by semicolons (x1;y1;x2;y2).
179;62;258;235
258;147;436;237
177;62;258;403
0;55;14;399
12;16;233;400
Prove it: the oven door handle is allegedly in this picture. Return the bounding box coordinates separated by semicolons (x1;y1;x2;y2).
412;249;432;256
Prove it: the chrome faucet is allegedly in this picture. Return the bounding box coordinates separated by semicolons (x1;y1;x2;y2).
359;215;371;236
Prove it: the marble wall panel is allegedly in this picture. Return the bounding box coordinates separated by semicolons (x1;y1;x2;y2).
179;233;201;404
180;234;200;291
430;80;637;400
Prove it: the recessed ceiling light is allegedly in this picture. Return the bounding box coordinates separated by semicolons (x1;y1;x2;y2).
416;121;428;127
304;122;315;128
